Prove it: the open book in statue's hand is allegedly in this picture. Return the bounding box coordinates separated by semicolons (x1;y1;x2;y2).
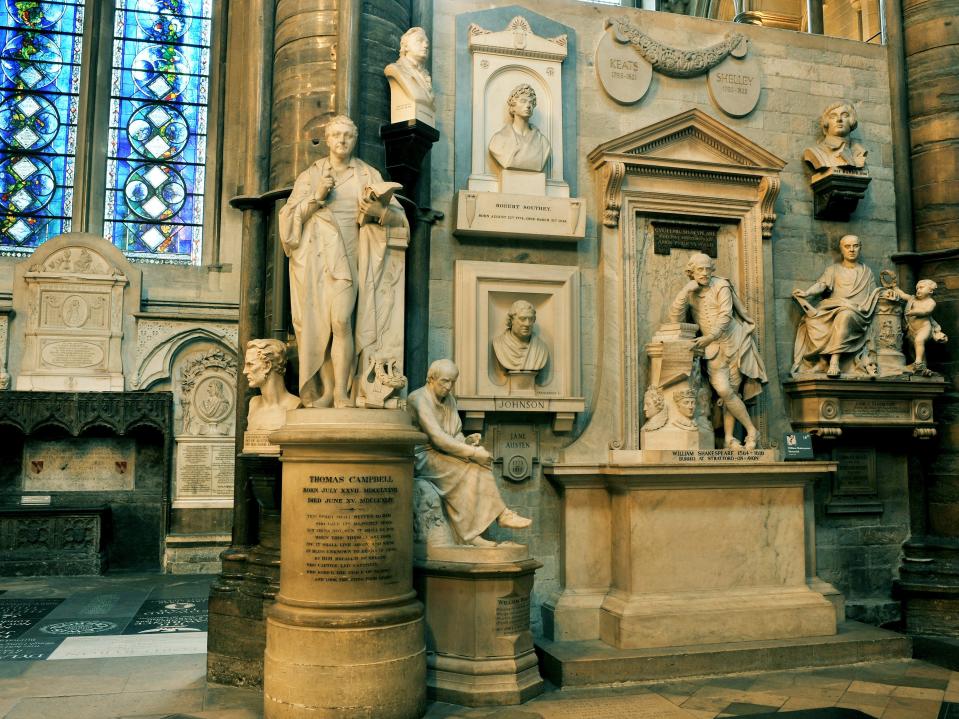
357;181;404;225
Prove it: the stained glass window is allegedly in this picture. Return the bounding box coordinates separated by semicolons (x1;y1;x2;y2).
104;0;212;264
0;0;84;254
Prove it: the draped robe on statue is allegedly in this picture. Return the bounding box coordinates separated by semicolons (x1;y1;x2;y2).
492;330;550;373
408;386;505;542
792;262;881;374
278;157;408;405
488;124;551;172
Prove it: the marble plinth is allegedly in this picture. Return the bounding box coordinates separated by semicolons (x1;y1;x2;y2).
544;461;838;649
264;409;426;719
415;551;544;707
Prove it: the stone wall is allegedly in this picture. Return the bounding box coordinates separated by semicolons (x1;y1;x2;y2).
428;0;900;627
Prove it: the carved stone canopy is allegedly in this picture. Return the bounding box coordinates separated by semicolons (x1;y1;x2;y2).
588;108;786;233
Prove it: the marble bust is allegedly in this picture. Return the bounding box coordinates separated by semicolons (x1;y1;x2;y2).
244;339;301;432
488;84;551;173
492;300;550;374
408;359;532;547
803;102;868;176
384;26;435;125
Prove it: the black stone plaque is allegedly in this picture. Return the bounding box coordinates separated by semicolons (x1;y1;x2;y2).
122;597;208;634
652;220;719;257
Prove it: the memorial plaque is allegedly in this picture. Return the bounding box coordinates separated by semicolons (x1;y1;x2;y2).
495;425;538;483
652;220;719;257
23;438;135;492
174;439;235;500
833;447;877;496
40;339;105;369
595;29;652;105
455;191;586;242
707;54;762;118
842;398;909;418
495;594;530;635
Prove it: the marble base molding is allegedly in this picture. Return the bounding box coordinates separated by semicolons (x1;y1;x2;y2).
415;551;544;706
543;460;838;648
264;409;426;719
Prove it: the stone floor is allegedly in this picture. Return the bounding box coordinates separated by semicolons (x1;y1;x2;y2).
0;575;956;719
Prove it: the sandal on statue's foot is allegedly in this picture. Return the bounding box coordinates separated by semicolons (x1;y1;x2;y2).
498;509;532;529
743;433;759;450
724;437;743;449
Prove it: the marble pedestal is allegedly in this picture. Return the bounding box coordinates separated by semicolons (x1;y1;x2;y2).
415;546;544;707
544;461;838;649
264;409;426;719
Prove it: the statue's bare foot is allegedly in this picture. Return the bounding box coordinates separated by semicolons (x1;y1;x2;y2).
498;508;532;529
468;535;497;547
333;393;354;408
826;357;841;377
743;432;759;450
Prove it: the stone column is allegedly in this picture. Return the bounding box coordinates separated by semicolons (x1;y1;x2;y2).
264;409;426;719
896;0;959;648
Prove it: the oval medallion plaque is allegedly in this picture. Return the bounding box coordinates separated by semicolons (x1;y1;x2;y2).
707;54;761;118
595;30;651;105
41;341;104;368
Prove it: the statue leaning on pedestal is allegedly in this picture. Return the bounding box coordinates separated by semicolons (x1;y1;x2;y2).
492;299;550;374
488;84;551;173
278;115;408;409
244;339;301;432
667;253;767;449
791;234;883;378
803;101;868;176
408;359;532;547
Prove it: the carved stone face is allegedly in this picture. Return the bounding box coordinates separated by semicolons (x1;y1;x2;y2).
677;394;697;419
326;124;357;162
243;349;270;390
644;393;663;418
839;236;861;263
915;281;934;300
511;94;534;121
691;261;713;287
429;368;457;399
824;105;853;138
404;31;428;64
510;308;535;341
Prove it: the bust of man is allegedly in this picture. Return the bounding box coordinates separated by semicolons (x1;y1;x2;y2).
803;102;868;175
487;84;551;173
244;339;301;432
492;300;550;374
384;26;435;124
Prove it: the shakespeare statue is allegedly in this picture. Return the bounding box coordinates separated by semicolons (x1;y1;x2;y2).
492;300;550;374
803;102;868;177
791;235;882;378
384;26;435;125
408;359;532;547
488;84;551;173
243;339;301;432
667;253;767;450
279;115;409;408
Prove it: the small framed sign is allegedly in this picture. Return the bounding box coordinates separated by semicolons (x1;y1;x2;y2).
783;432;814;461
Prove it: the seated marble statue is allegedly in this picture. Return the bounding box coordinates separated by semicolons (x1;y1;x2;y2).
244;339;301;432
791;234;882;378
487;84;551;173
383;27;435;121
803;102;868;176
492;300;550;374
408;359;532;547
667;253;767;450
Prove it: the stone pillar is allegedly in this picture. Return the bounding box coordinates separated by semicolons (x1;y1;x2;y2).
264;409;426;719
896;0;959;645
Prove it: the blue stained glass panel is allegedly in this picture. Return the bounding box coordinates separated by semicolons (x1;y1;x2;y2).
0;0;84;253
104;0;212;264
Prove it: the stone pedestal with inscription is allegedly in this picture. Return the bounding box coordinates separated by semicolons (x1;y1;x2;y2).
264;409;426;719
415;550;544;707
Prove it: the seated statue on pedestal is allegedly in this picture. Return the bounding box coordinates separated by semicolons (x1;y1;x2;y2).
791;235;882;378
244;339;301;432
803;102;868;177
492;300;550;374
488;84;551;173
667;253;767;449
408;359;532;547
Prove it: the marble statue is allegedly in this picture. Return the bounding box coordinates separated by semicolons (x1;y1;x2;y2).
278;115;409;408
803;102;868;176
890;279;949;375
492;300;550;374
244;339;301;432
488;84;551;172
667;253;767;449
408;359;532;547
384;26;435;124
791;235;882;378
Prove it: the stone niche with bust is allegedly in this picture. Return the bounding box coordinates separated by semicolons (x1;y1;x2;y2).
453;14;585;242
